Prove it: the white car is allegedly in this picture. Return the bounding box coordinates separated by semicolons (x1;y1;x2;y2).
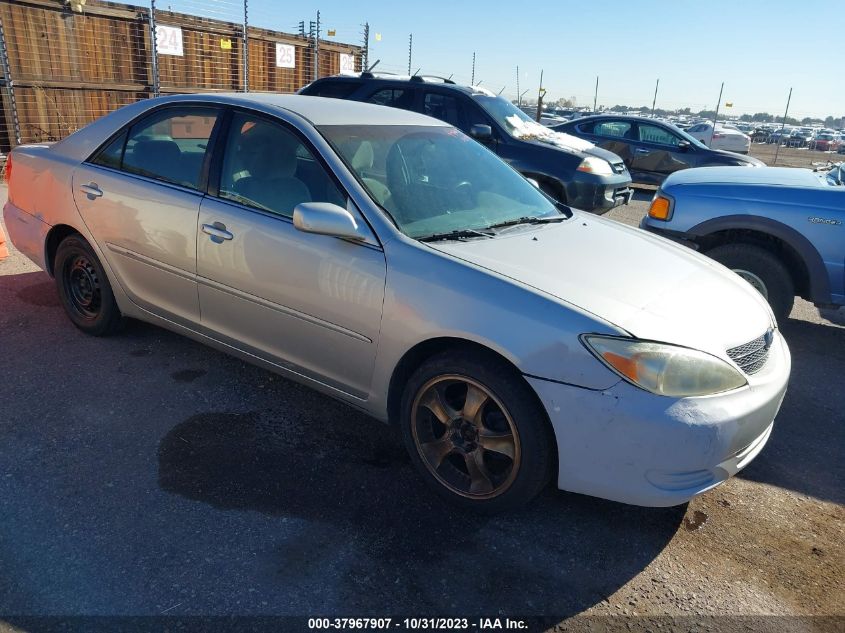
686;122;751;154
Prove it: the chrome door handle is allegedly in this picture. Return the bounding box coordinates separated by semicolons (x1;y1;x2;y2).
79;183;103;199
202;222;234;243
634;148;651;155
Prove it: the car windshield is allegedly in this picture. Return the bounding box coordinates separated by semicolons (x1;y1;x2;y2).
471;94;593;151
320;125;564;239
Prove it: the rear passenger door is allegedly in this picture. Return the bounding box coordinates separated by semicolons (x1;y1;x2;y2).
72;105;221;327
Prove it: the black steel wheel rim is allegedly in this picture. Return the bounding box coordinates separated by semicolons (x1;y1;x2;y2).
64;254;102;319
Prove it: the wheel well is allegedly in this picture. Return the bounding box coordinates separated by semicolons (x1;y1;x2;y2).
698;229;811;299
387;338;526;426
524;173;566;203
45;224;81;277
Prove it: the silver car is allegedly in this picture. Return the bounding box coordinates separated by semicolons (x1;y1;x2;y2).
3;94;791;511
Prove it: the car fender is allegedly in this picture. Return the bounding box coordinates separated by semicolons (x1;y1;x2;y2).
688;214;831;304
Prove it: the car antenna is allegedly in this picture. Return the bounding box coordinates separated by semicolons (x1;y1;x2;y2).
364;59;381;73
448;73;453;80
498;85;506;95
412;67;421;76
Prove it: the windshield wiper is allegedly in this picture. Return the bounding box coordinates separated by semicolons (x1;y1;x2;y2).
485;215;567;230
418;228;494;242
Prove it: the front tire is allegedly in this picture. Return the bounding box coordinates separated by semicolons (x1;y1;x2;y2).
400;350;554;513
54;235;123;336
706;243;795;323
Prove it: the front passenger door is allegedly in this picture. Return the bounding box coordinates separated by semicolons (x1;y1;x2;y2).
631;123;691;182
196;111;386;398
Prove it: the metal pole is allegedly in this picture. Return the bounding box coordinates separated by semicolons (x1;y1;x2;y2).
535;69;544;122
149;0;160;97
471;52;475;85
242;0;249;92
711;82;724;140
0;15;21;145
362;22;369;71
516;66;519;104
407;34;412;75
314;10;320;80
773;87;792;166
651;78;659;117
593;75;599;113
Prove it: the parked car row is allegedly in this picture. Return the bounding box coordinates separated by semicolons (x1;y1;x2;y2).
4;90;805;512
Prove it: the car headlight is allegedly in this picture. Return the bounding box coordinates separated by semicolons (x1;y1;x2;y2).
581;335;747;397
576;156;613;175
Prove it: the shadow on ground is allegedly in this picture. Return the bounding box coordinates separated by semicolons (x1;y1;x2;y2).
738;318;845;505
158;407;685;616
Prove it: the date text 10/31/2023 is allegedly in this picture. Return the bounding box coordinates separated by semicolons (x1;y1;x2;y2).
307;618;529;630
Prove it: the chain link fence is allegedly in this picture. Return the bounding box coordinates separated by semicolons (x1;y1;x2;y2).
0;0;362;153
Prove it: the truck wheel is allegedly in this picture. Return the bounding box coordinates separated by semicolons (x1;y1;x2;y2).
706;244;794;323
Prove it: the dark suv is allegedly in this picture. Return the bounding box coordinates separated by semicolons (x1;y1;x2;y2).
299;74;633;214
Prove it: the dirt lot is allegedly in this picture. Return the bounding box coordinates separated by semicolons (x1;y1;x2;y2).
749;143;843;169
0;184;843;632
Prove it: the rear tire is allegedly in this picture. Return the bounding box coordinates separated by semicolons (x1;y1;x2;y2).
706;243;794;323
54;235;123;336
400;350;554;513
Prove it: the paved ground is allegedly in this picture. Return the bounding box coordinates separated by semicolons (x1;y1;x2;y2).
0;185;843;631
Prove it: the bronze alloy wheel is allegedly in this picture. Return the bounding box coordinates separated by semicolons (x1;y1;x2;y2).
410;375;521;499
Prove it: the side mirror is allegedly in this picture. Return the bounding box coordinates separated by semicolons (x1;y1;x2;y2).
470;124;493;141
293;202;367;241
677;140;691;151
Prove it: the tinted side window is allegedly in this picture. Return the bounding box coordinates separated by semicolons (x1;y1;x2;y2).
365;88;415;110
121;107;219;190
91;131;127;169
303;81;361;99
594;121;632;138
423;92;462;127
218;112;345;219
576;122;595;133
638;124;682;146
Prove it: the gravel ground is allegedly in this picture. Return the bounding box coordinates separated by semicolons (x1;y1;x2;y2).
0;184;843;632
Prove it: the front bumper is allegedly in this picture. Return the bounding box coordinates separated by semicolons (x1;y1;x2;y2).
527;330;790;507
567;172;633;215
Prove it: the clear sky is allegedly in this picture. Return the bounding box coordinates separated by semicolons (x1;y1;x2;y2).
166;0;842;119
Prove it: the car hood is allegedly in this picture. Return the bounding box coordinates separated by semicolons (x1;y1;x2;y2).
663;166;824;188
428;212;773;359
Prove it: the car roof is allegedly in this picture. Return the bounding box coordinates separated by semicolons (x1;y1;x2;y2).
202;92;448;126
567;114;675;126
307;73;494;97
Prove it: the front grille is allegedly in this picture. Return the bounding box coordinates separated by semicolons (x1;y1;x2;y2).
727;331;773;375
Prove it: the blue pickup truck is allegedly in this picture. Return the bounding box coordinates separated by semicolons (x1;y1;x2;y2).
641;164;844;322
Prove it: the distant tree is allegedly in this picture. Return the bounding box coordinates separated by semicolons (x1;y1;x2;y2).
751;112;774;122
609;104;627;112
698;110;717;119
739;114;753;122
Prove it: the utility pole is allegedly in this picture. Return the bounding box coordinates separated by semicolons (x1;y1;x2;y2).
407;33;412;75
361;22;369;71
651;78;659;117
471;51;475;85
536;69;544;122
773;87;792;166
515;66;520;103
711;81;724;142
593;75;599;113
242;0;249;92
314;10;321;81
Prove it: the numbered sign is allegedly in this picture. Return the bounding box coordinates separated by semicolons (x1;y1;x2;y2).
339;53;356;76
155;25;183;57
275;43;295;68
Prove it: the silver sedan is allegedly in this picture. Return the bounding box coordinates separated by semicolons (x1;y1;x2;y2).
3;94;790;511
